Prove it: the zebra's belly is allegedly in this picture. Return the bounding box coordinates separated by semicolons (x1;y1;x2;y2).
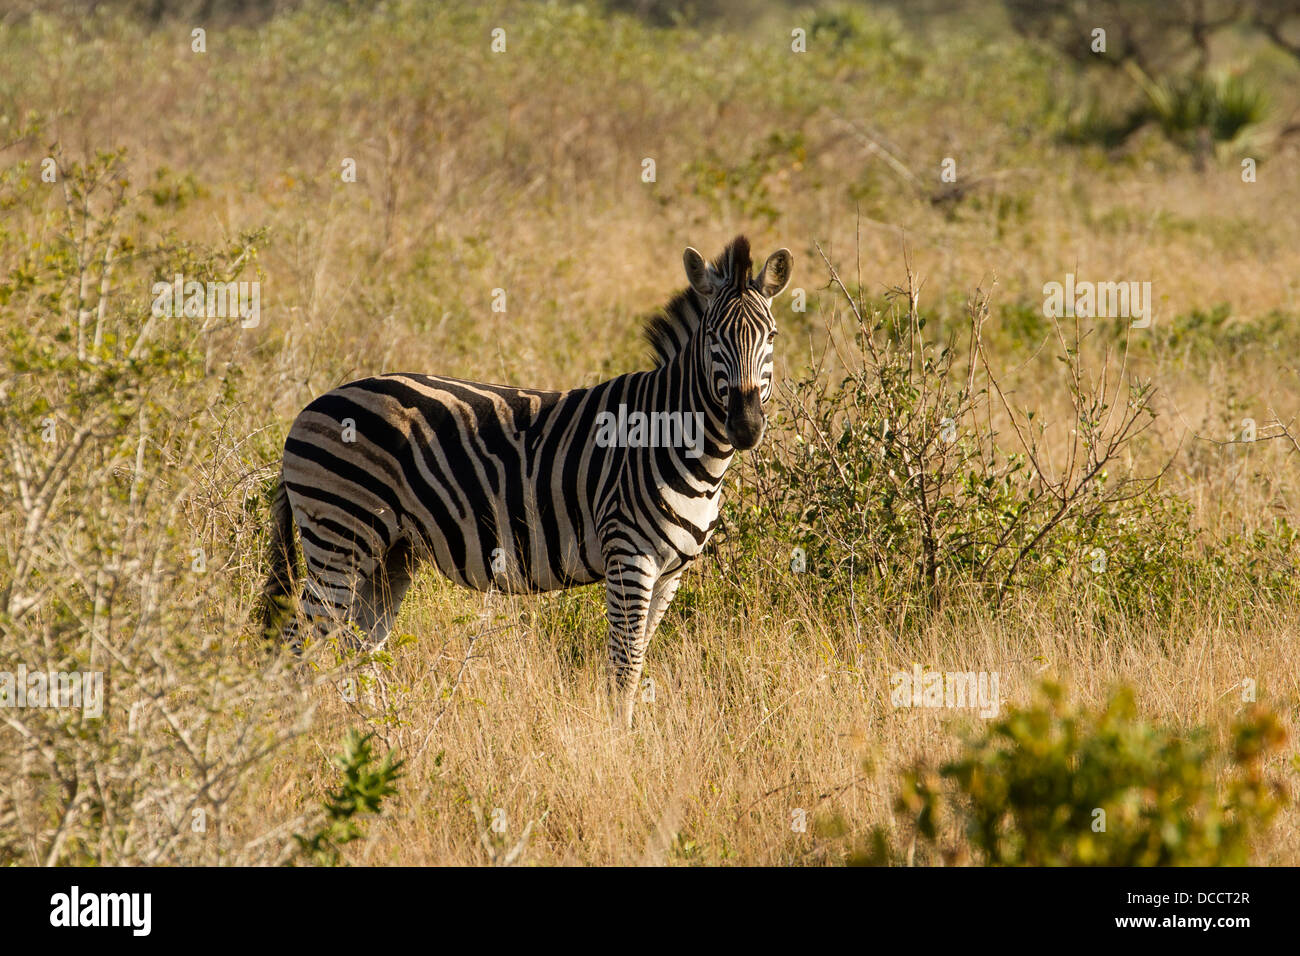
420;537;605;594
404;500;607;595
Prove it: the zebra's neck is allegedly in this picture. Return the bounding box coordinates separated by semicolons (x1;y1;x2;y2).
590;325;737;501
636;324;734;481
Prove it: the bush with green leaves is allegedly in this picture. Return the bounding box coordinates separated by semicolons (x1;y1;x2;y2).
1018;0;1275;164
1128;64;1268;160
727;247;1161;616
865;681;1290;866
0;149;319;865
292;731;403;867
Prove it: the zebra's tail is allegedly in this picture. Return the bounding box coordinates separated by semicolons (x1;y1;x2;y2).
256;478;299;644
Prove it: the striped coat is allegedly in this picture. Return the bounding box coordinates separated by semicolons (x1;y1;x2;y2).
259;236;792;726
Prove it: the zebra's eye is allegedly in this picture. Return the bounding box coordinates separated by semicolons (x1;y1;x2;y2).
767;329;779;342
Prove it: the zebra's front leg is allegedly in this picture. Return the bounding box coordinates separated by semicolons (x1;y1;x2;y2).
603;553;662;729
644;566;685;648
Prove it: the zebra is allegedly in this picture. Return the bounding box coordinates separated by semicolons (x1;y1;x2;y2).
258;236;792;727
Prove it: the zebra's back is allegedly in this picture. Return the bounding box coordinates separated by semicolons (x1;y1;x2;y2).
281;372;619;594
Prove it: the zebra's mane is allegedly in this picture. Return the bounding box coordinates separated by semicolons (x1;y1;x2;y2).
643;236;753;368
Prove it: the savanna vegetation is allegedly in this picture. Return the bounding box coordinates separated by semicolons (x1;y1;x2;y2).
2;0;1299;865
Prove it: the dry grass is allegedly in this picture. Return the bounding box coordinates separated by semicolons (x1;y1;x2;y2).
243;585;1300;865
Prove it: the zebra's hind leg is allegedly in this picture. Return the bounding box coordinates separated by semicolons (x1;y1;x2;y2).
289;542;414;655
286;564;366;655
352;540;415;650
284;554;379;658
603;553;674;729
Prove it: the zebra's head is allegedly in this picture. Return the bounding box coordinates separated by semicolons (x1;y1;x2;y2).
683;237;793;450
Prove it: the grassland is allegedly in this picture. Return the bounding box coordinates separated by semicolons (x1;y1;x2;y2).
2;0;1299;865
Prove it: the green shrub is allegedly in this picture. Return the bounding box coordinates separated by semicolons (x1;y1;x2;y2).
865;681;1290;865
292;730;403;867
729;250;1160;615
1132;67;1268;151
0;150;318;865
809;6;905;54
1061;64;1268;162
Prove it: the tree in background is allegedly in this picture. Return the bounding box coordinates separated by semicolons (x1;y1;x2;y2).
1003;0;1299;166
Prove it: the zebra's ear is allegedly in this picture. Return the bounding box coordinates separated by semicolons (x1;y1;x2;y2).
756;248;793;299
683;247;718;297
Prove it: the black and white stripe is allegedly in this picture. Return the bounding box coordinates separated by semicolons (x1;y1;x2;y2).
258;236;792;726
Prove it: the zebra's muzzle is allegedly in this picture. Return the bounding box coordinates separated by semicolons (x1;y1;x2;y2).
725;388;765;450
